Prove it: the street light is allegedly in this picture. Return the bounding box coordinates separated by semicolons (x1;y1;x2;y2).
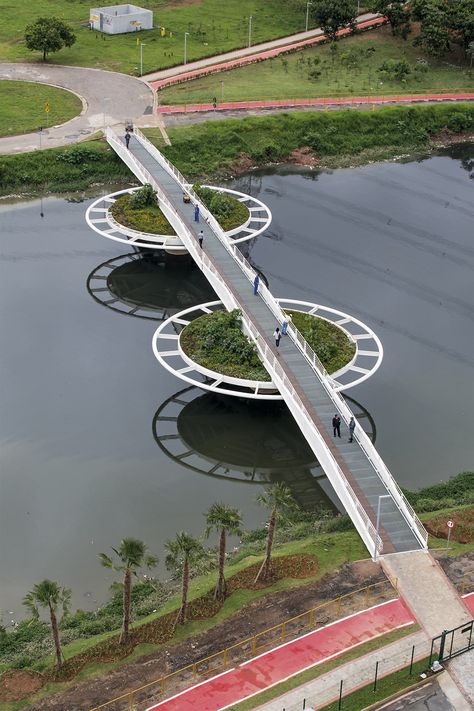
305;2;311;32
220;80;224;102
248;16;252;48
139;42;146;76
184;32;189;65
374;494;391;562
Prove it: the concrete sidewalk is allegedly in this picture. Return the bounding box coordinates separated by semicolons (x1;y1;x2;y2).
0;64;153;154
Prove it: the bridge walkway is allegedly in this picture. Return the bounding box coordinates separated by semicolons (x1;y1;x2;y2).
110;130;426;556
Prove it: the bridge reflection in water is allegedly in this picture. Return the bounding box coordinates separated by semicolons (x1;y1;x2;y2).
152;385;376;515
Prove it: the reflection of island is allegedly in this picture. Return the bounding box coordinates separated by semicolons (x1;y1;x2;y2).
153;386;376;513
86;250;216;320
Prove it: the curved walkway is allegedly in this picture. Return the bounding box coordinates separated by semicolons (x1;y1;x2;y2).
0;64;153;154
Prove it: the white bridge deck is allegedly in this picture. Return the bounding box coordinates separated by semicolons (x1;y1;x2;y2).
106;127;428;557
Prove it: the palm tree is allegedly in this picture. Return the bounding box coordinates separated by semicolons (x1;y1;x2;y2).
254;483;296;584
205;503;242;601
99;538;158;645
165;531;204;626
23;580;71;670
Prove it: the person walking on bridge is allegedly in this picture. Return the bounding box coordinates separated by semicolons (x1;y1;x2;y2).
198;230;204;248
332;414;341;438
348;416;356;442
273;327;281;348
125;132;131;149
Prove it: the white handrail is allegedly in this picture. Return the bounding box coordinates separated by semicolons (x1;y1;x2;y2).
109;128;427;551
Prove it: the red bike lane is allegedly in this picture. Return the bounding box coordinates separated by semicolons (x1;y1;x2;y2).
147;597;415;711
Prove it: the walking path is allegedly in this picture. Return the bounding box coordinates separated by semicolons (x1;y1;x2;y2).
146;598;416;711
157;92;474;115
0;64;153;154
146;14;383;90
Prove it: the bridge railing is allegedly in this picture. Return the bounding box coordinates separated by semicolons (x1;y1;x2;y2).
118;129;427;552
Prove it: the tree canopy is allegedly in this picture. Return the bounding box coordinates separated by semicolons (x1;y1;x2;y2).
312;0;358;42
24;17;76;61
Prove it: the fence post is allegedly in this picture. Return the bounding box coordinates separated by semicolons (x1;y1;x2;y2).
309;608;315;627
223;648;228;669
303;700;306;709
409;644;415;675
129;692;134;711
281;622;286;642
252;635;257;654
365;586;369;608
338;679;343;710
373;660;379;692
429;637;436;665
439;630;448;662
192;662;197;678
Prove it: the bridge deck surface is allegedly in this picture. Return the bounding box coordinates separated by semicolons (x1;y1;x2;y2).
125;134;421;554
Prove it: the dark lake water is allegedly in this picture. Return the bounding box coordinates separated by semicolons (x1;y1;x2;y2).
1;146;473;620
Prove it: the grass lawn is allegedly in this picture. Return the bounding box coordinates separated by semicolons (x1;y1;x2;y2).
0;80;82;137
159;26;474;104
0;0;315;75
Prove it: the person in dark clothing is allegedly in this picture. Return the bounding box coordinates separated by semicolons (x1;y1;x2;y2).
253;274;260;295
332;414;341;438
348;416;356;442
273;327;281;347
194;205;200;222
198;230;204;248
125;132;131;149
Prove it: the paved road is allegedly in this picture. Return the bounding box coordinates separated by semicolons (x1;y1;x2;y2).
0;64;153;154
379;678;456;711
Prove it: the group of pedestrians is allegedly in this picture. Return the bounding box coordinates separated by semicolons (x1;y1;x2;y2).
333;414;356;442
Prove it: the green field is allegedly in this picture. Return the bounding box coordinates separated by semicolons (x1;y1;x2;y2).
0;80;82;136
0;0;315;75
159;26;474;104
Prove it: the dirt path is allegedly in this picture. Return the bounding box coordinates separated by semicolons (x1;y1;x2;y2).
27;560;385;711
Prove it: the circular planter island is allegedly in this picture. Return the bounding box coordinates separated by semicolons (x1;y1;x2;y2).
153;300;383;399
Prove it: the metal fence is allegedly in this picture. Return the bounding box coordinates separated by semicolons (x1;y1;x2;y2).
89;580;395;711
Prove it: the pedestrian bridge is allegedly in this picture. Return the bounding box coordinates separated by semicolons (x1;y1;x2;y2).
99;126;428;558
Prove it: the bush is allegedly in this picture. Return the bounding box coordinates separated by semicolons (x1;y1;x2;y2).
129;183;157;209
56;145;102;165
378;58;411;81
192;184;249;231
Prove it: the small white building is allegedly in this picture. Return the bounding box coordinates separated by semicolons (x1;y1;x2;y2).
90;4;153;35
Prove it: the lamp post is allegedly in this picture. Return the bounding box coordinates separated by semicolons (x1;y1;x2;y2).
184;32;189;65
374;495;391;562
220;80;224;102
305;2;311;32
139;42;146;76
248;16;252;48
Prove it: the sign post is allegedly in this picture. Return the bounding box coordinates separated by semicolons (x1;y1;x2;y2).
446;519;454;549
44;101;50;128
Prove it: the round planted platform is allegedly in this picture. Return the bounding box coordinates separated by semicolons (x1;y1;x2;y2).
85;185;271;252
152;299;383;399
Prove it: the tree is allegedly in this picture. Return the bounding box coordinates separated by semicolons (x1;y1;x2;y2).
99;538;158;645
378;58;411;81
254;483;296;584
312;0;357;42
450;0;474;50
468;41;474;74
205;503;242;601
165;532;205;625
412;0;450;56
23;580;71;670
24;17;76;61
369;0;411;38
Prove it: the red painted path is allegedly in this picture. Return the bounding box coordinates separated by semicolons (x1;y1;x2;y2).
147;598;415;711
157;92;474;114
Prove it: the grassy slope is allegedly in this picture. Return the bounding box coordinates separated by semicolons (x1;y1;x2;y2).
0;81;82;137
0;0;312;74
159;26;474;105
159;104;474;179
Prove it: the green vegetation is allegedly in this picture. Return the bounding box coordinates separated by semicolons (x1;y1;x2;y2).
193;184;249;231
288;310;356;372
160;104;474;178
159;28;474;105
254;484;296;583
22;581;71;671
320;658;430;710
0;81;82;138
0;1;318;74
180;308;357;380
110;192;175;236
205;503;243;601
0;139;134;196
229;626;420;710
24;17;75;61
312;0;357;42
404;471;474;512
180;310;271;382
165;532;206;626
109;183;249;235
